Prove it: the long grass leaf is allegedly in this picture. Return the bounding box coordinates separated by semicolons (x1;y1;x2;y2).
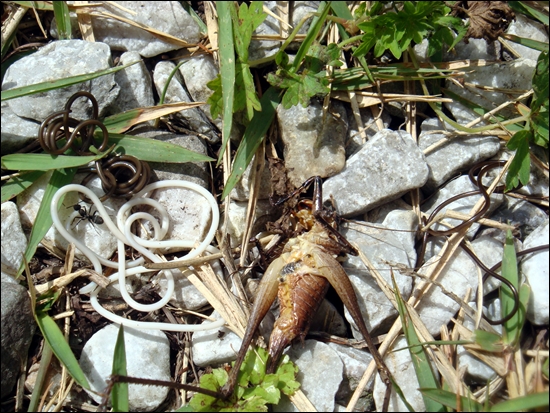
2;153;104;171
420;388;483;412
216;1;235;165
392;272;445;412
508;1;549;25
221;87;281;199
503;34;549;53
27;342;53;412
35;312;90;389
501;229;524;346
489;391;549;411
18;168;76;276
53;1;72;40
1;170;46;202
103;101;205;134
291;1;331;71
107;133;214;163
111;325;129;412
1;61;139;101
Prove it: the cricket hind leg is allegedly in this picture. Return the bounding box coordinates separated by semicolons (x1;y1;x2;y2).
218;256;284;399
314;252;392;411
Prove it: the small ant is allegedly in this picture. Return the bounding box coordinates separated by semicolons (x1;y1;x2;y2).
69;204;104;228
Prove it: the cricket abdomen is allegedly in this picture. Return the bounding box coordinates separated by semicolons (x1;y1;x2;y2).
266;257;330;373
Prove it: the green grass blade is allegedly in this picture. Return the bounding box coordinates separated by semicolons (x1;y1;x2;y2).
392;273;445;412
2;153;105;171
508;1;549;25
18;167;76;276
103;101;204;134
1;170;46;203
216;0;235;166
35;311;90;390
489;391;549;411
111;325;129;412
501;229;529;346
420;388;483;412
107;133;214;163
27;341;53;412
221;87;281;199
1;60;139;101
53;1;72;40
180;1;208;35
504;33;549;53
291;1;331;72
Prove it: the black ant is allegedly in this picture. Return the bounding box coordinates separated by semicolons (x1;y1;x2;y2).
69;204;104;228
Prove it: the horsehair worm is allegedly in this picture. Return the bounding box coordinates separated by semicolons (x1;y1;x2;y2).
50;181;225;332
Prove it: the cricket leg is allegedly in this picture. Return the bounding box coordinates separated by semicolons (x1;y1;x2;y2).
218;255;284;399
315;252;392;411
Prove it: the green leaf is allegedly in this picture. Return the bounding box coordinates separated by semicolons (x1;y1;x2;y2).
393;272;445;412
221;87;281;199
53;1;72;40
216;1;235;166
501;229;529;347
532;51;549;111
112;325;129;412
234;61;261;121
508;1;549;26
505;130;532;190
274;355;300;396
420;388;483;412
1;170;46;203
472;329;504;352
490;391;549;411
107;133;214;163
207;75;224;120
2;153;106;171
1;61;139;101
19;168;76;276
35;312;90;390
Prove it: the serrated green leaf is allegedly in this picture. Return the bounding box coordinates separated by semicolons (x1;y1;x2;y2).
506;130;532;190
532;51;549;110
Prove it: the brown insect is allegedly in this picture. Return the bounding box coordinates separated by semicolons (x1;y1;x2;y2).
218;176;392;409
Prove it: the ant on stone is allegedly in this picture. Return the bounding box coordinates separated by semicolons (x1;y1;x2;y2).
69;203;104;230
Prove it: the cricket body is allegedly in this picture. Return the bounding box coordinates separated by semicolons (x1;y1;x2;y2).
219;177;391;409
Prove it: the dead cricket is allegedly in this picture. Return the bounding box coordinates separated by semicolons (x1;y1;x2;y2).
103;176;393;410
218;176;393;408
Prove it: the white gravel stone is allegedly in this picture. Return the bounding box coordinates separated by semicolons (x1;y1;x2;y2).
80;324;170;411
273;340;343;412
0;101;40;153
323;129;429;217
373;336;434;411
416;237;480;336
192;311;242;367
87;2;200;58
1;201;28;276
342;217;415;337
277;100;348;187
112;51;155;113
506;14;549;61
522;219;549;325
421;175;503;239
153;61;218;142
418;117;500;191
3;40;118;121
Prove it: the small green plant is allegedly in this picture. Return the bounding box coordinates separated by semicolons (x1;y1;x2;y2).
352;2;466;60
207;1;266;124
267;42;343;109
505;50;549;191
188;347;300;412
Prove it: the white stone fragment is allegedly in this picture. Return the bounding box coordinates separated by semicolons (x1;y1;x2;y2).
80;324;170;411
1;201;28;276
